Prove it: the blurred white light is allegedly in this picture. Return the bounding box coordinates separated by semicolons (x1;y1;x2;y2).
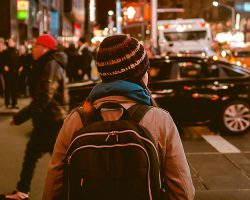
91;36;105;44
201;52;206;57
89;0;96;22
213;1;219;7
158;25;165;30
221;50;227;57
215;32;232;43
108;10;114;16
176;25;185;32
127;6;136;19
146;30;150;34
236;61;242;66
118;16;123;22
235;13;240;30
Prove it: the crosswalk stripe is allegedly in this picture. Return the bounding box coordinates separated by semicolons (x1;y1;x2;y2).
202;135;241;153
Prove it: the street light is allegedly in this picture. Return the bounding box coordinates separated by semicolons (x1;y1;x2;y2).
213;1;236;31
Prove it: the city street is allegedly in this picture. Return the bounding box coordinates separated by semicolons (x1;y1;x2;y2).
0;97;250;200
1;0;250;199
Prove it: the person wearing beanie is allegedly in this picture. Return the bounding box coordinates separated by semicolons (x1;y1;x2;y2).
42;35;195;200
0;34;69;200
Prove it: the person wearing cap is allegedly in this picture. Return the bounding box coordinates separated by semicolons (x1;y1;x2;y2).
0;34;69;200
42;34;195;200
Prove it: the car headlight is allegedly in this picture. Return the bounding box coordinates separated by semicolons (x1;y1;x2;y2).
236;61;242;66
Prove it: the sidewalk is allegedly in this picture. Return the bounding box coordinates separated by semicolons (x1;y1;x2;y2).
0;97;31;115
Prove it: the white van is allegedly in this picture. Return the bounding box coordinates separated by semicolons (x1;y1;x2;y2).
158;18;214;56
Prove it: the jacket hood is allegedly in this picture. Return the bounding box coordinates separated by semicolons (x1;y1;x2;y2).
52;51;68;69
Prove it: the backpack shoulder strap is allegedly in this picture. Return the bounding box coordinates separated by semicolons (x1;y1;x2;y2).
128;104;153;123
74;106;100;126
75;103;153;125
74;107;86;126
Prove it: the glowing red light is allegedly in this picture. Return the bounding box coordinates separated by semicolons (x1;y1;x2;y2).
183;85;190;90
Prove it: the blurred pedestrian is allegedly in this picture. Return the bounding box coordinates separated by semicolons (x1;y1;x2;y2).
42;34;195;200
76;37;92;81
89;40;101;80
18;45;32;97
2;38;19;109
144;39;153;58
0;38;5;97
64;43;78;82
0;34;69;200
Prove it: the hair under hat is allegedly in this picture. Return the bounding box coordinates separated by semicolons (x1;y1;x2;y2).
36;34;57;50
96;34;149;82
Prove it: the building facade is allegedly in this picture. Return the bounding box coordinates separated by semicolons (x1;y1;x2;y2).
0;0;87;45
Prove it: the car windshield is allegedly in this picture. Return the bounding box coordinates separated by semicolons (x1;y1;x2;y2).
232;51;250;58
179;62;202;78
149;62;172;81
164;30;207;41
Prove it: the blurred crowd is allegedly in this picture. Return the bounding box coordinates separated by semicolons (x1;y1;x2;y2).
0;36;100;109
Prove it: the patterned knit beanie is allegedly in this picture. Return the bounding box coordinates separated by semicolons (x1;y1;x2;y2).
96;34;149;82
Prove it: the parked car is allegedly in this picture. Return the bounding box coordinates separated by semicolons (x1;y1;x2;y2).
68;56;250;135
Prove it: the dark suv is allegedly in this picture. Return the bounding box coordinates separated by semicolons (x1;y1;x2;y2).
68;56;250;135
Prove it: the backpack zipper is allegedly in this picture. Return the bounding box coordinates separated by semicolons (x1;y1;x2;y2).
105;131;119;142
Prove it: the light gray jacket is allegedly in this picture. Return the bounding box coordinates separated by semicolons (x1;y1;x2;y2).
43;96;195;200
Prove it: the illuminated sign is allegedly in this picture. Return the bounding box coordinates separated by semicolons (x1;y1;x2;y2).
244;3;250;12
236;3;250;13
17;0;29;20
17;1;29;11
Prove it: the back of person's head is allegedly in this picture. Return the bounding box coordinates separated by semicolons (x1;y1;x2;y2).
35;34;57;50
19;45;26;55
8;38;16;48
32;34;57;60
96;34;149;83
79;37;87;44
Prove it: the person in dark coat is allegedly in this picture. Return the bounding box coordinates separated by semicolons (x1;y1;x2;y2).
0;38;5;97
18;45;32;97
76;37;92;81
0;34;69;200
64;43;78;82
2;38;20;108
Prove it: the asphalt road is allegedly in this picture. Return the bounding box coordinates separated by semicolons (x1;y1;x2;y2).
0;112;250;200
